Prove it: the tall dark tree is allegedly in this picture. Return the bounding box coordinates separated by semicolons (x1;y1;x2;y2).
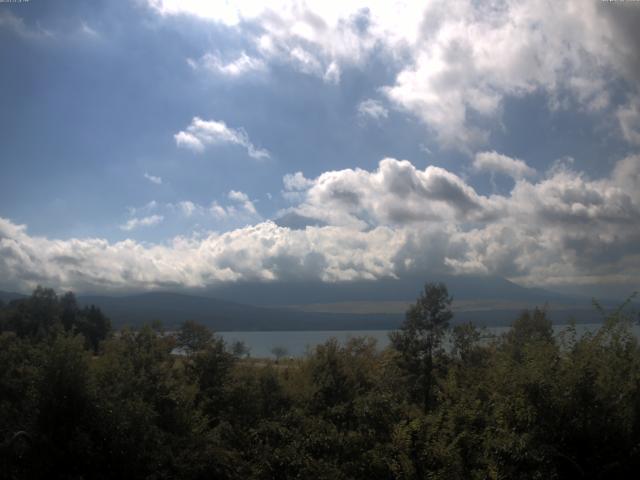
8;286;61;338
56;292;111;352
177;320;213;354
191;336;236;422
231;340;250;358
390;282;453;411
35;334;94;477
504;307;553;361
78;305;111;352
59;292;79;332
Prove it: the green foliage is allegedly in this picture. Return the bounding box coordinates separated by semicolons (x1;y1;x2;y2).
390;282;453;411
0;332;41;438
190;335;237;422
0;286;111;351
177;319;214;354
504;307;554;359
2;284;640;478
231;339;251;358
34;334;94;476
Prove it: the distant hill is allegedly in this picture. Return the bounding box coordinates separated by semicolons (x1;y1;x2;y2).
0;290;27;304
75;290;610;332
77;292;403;331
200;274;578;306
2;273;629;331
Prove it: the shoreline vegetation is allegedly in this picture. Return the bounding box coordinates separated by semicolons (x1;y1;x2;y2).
1;284;639;479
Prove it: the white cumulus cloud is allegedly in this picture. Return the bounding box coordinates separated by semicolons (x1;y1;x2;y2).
151;0;640;149
1;155;639;293
176;201;200;217
473;151;537;180
144;172;163;185
283;172;314;191
191;51;266;76
120;214;164;231
357;99;388;121
174;117;271;160
228;190;258;216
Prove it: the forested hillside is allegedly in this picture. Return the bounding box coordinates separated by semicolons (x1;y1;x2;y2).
1;285;639;479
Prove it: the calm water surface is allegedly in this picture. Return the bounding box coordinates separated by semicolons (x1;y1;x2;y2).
219;323;640;358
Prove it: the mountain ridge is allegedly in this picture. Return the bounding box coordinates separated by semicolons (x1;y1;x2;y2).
0;275;624;331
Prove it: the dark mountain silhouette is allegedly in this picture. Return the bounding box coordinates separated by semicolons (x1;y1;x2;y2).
77;292;403;331
0;290;27;304
2;273;623;331
75;291;608;331
200;274;578;306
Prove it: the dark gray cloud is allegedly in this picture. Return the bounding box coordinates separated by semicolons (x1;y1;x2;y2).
597;2;640;84
274;212;326;230
422;171;481;214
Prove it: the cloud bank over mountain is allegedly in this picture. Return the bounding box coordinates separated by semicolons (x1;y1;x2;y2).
1;154;638;293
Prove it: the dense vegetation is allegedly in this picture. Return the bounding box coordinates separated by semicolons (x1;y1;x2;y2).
1;284;639;479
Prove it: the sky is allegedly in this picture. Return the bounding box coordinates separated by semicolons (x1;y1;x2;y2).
0;0;639;296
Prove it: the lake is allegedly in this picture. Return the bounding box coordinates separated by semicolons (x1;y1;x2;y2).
218;323;640;358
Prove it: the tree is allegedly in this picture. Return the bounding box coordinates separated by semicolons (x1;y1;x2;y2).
6;286;61;338
271;346;289;363
35;334;94;477
59;292;79;332
452;321;483;365
57;292;111;352
503;307;553;361
77;305;111;353
177;320;213;354
191;337;236;422
231;340;250;358
390;282;453;411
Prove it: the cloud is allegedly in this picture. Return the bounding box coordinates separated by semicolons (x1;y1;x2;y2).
1;155;639;293
274;211;326;230
357;99;388;121
148;0;391;83
144;172;163;185
205;192;261;220
283;172;314;191
286;158;493;228
472;151;537;180
150;0;640;149
617;95;640;145
147;0;250;25
173;130;204;151
228;190;258;216
191;51;266;77
0;10;54;39
323;61;341;84
120;215;164;231
176;201;199;217
79;21;99;38
378;0;640;148
126;200;158;217
382;1;623;147
209;202;229;220
174;117;271;159
0;217;402;292
163;193;261;222
279;154;640;286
